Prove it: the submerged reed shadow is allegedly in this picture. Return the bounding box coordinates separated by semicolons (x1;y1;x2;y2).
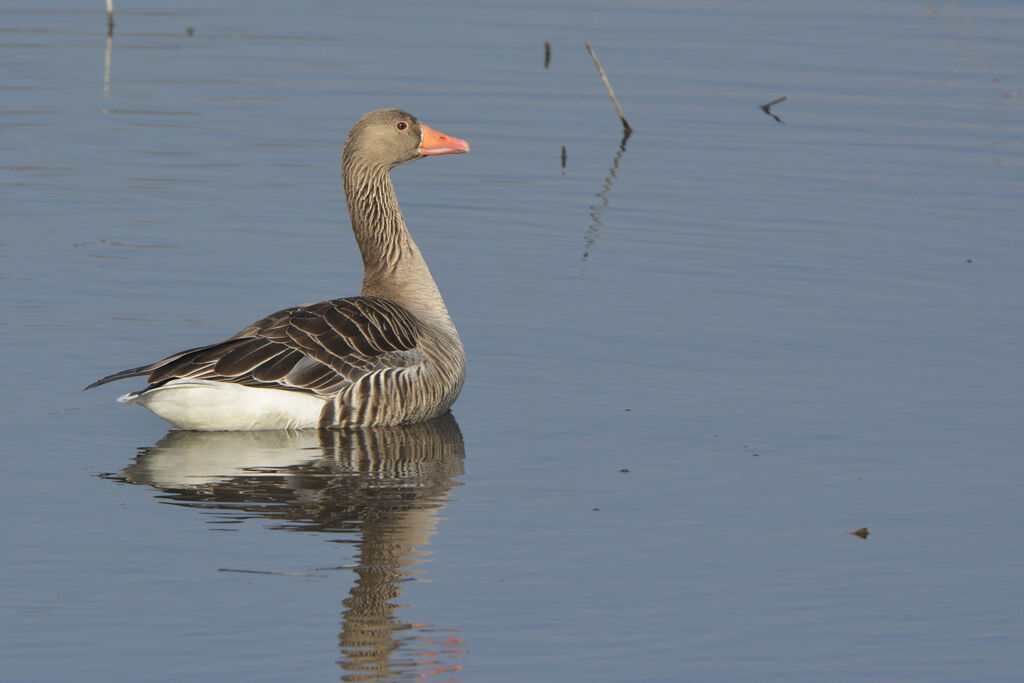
102;414;466;682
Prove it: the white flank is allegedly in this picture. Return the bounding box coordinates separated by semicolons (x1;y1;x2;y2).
120;380;326;431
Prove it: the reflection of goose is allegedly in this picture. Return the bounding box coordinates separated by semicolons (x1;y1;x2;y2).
108;414;466;681
119;429;324;487
87;109;470;430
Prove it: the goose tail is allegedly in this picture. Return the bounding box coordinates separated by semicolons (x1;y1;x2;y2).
83;364;153;391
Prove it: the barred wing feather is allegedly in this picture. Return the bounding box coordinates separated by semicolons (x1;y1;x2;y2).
87;297;422;397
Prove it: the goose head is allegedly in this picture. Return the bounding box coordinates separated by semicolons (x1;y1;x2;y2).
344;108;470;171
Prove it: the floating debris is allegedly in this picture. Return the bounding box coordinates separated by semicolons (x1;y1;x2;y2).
761;96;787;123
847;528;870;539
97;239;178;249
218;568;327;578
544;41;551;69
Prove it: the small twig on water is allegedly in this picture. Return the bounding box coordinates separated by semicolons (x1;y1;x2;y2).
761;96;787;123
561;145;567;168
218;568;327;578
544;41;551;69
106;0;114;36
584;40;632;136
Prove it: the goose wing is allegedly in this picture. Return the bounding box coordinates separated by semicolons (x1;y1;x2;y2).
85;296;422;396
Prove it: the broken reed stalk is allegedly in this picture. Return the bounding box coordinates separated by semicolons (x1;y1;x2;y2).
584;39;632;134
760;96;787;123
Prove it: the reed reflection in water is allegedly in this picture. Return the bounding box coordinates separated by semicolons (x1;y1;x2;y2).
582;131;631;266
105;414;466;682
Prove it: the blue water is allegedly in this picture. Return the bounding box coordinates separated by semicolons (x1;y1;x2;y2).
2;1;1023;680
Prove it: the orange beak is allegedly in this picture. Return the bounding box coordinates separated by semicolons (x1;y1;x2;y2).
419;123;470;156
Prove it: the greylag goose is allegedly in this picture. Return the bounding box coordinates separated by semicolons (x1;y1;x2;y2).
86;109;470;430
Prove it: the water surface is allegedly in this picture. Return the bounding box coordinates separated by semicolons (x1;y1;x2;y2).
2;1;1023;681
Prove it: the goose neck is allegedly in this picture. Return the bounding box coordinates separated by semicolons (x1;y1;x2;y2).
342;159;453;329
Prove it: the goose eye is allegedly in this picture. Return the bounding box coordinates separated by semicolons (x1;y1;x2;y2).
396;121;408;131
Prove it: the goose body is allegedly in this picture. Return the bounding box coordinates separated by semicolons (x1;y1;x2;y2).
87;109;470;430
